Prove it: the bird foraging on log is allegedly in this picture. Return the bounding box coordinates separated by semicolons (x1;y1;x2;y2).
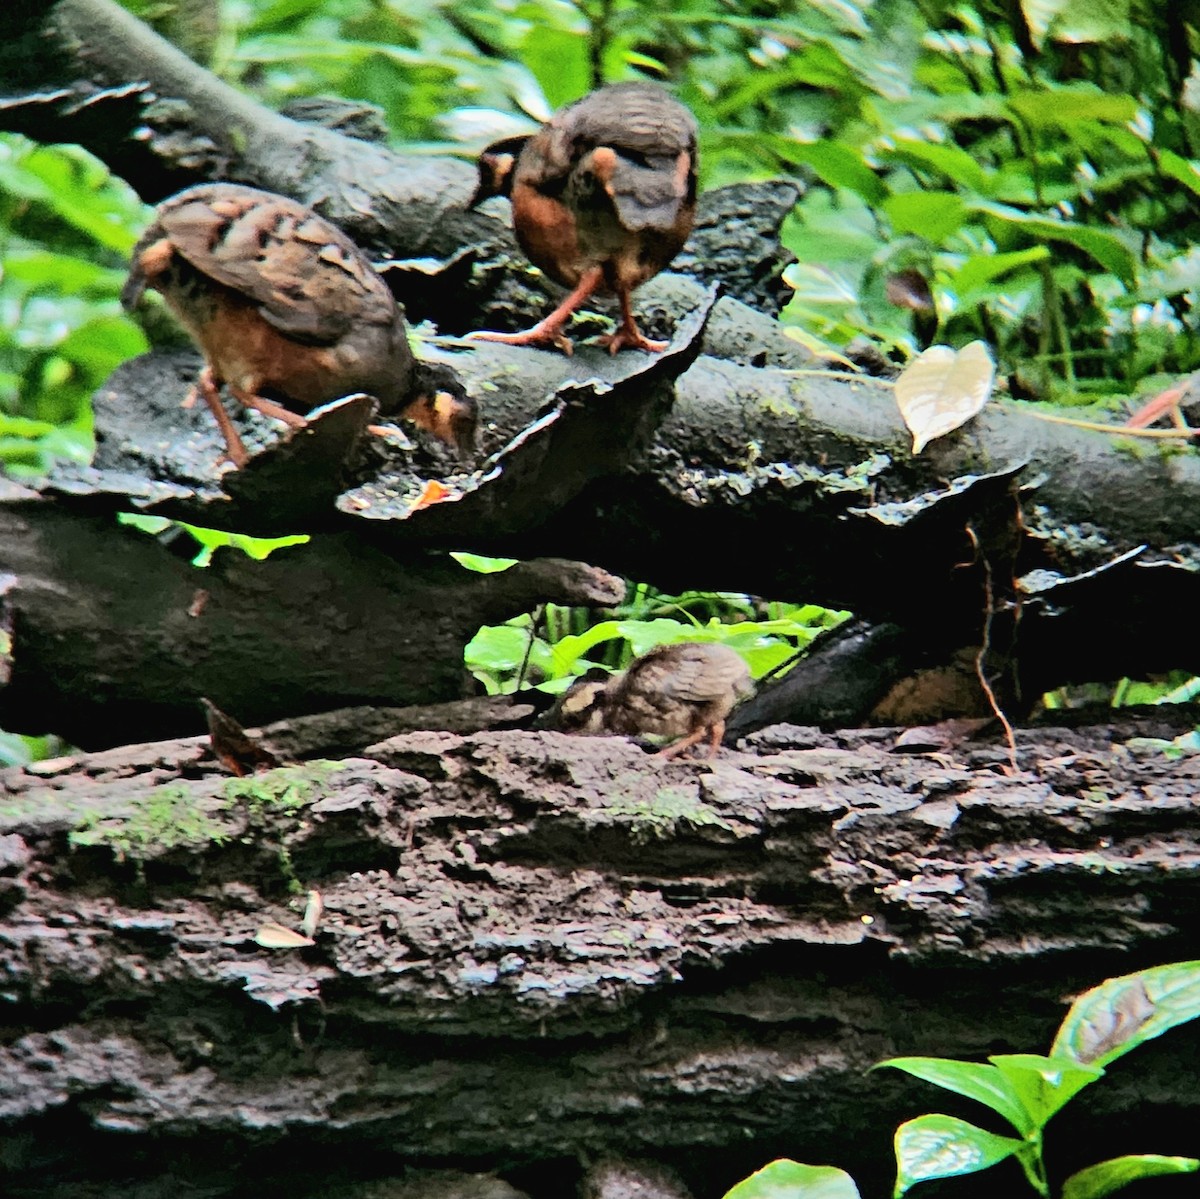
555;642;753;759
466;82;698;356
122;183;477;468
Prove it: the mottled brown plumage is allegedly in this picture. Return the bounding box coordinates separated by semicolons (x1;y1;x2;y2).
468;82;698;355
122;183;476;468
556;642;753;759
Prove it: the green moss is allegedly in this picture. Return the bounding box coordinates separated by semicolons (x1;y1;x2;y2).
69;784;229;860
1109;437;1146;459
606;787;733;844
222;761;342;815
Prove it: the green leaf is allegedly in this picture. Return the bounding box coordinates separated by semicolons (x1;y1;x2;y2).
876;138;989;194
1006;87;1138;131
876;1057;1032;1134
519;25;589;110
970;201;1137;284
1051;961;1200;1067
787;141;888;204
723;1160;861;1199
450;552;518;574
987;1054;1104;1127
1037;0;1131;46
1061;1155;1199;1199
1155;150;1200;199
883;192;967;243
893;1115;1024;1196
948;247;1052;301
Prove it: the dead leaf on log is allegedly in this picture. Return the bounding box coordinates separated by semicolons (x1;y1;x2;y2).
253;921;316;950
200;697;280;776
895;341;995;453
892;717;992;754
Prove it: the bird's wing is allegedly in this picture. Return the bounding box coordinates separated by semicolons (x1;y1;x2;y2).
150;184;396;346
624;643;750;709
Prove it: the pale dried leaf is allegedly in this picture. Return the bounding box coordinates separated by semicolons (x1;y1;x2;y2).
254;921;316;949
895;341;996;453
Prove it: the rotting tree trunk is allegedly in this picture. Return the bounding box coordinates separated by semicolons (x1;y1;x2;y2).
2;715;1200;1199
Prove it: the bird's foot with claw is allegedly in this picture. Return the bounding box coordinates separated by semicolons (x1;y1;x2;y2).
596;323;668;354
466;325;574;356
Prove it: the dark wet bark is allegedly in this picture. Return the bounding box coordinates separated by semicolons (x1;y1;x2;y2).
1;715;1199;1199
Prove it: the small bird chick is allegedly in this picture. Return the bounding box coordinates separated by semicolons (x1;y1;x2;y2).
467;82;698;356
556;642;753;759
122;183;477;468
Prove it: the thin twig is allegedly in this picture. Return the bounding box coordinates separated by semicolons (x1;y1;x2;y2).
514;603;544;692
965;523;1018;776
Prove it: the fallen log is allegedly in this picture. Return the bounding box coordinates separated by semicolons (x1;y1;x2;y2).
1;714;1198;1197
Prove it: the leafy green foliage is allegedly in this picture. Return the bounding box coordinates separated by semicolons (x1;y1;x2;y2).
892;1114;1027;1196
461;560;849;695
0;135;149;475
877;960;1200;1196
722;1159;860;1199
1061;1157;1199;1199
723;961;1200;1199
0;730;69;768
1051;960;1200;1068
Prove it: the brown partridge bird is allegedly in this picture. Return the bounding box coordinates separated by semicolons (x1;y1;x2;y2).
556;642;753;759
122;183;477;468
467;82;698;356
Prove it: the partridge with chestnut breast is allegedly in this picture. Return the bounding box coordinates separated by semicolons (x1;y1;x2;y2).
556;641;753;759
122;183;477;468
468;82;698;356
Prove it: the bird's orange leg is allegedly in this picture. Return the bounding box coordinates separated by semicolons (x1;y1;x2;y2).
655;724;711;761
1125;383;1191;431
229;387;309;431
596;288;668;355
706;719;726;758
193;367;249;468
466;267;604;356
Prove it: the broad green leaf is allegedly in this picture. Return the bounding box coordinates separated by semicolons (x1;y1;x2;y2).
519;25;589;110
875;1057;1032;1134
1042;0;1131;45
971;201;1137;284
987;1054;1104;1127
1061;1155;1199;1199
787;141;888;205
894;341;995;453
893;1115;1023;1196
947;247;1051;301
876;138;989;194
724;1159;860;1199
1155;150;1200;199
883;192;967;243
1006;88;1138;131
1051;961;1200;1067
